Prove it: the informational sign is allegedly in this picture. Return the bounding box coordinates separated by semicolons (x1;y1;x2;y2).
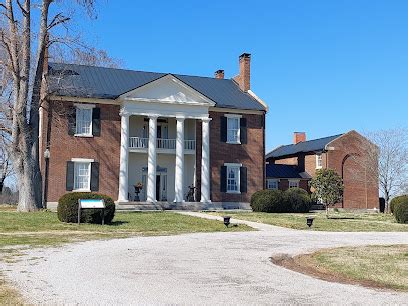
79;199;105;209
78;199;106;225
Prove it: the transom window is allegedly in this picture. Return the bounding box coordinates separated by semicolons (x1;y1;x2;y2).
74;162;91;191
289;180;300;188
227;117;240;144
267;179;279;190
316;154;323;169
226;165;240;193
76;107;92;136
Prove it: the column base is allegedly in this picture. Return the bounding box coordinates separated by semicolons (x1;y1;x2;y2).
200;199;212;203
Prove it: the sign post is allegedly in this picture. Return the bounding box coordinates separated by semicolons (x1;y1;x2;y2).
78;199;106;225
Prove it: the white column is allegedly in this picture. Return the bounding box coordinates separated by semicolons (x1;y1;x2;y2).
147;115;158;203
201;118;212;203
175;117;185;202
118;112;130;202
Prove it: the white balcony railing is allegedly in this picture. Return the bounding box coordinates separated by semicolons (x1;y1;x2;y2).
129;137;195;151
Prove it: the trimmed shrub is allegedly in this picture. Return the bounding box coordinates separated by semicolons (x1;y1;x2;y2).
390;195;408;214
284;187;312;213
250;189;288;213
394;197;408;224
57;192;115;224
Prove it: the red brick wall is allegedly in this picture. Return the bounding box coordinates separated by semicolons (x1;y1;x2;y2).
196;111;265;203
44;101;121;202
327;131;379;209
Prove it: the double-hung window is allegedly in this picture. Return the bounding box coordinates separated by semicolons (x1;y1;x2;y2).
226;164;240;193
75;105;93;136
74;161;91;191
316;154;323;169
289;180;300;189
267;179;279;190
227;116;240;144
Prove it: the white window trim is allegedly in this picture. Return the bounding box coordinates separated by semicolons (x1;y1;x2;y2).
288;179;300;188
71;159;93;192
316;154;323;169
225;163;241;194
225;115;241;144
74;104;95;137
267;179;279;190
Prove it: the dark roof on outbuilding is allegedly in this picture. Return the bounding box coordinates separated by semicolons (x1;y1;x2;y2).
266;164;304;179
47;63;266;111
266;134;343;159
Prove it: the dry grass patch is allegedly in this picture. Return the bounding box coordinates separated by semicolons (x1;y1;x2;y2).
273;245;408;291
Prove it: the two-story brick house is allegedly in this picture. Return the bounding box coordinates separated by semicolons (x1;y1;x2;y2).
266;131;379;209
40;53;267;210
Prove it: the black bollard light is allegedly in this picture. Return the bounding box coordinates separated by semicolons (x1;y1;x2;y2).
223;216;231;227
306;216;315;228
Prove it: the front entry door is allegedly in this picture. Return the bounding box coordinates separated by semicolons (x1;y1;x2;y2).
156;175;161;201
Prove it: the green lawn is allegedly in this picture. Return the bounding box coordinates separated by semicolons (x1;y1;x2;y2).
310;245;408;291
0;207;252;248
209;211;408;231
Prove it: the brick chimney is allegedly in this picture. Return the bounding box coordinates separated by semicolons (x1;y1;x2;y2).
215;69;224;79
294;132;306;144
235;53;251;92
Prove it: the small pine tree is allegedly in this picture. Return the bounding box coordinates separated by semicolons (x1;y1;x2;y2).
310;169;344;218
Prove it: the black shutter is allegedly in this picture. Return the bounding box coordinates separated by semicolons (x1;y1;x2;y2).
66;161;74;191
92;108;101;136
67;106;76;136
220;166;227;192
90;162;99;191
240;117;247;144
220;117;227;142
240;166;247;193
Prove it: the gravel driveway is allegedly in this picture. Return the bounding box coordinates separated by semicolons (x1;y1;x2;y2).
2;213;408;305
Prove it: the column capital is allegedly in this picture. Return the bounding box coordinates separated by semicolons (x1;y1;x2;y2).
148;114;159;120
119;109;130;117
176;116;186;122
201;117;212;123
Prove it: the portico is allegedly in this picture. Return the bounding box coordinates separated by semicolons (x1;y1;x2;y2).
116;74;215;203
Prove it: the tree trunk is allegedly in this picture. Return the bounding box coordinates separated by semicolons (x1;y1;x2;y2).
326;206;329;218
16;158;40;211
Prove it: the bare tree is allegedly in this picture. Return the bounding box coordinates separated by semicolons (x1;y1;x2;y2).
365;128;408;212
0;0;96;211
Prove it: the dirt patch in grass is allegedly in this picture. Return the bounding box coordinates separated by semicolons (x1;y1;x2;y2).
0;273;25;305
271;245;408;292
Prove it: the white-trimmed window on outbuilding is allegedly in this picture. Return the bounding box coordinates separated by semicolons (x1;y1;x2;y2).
316;153;323;169
68;104;101;137
267;179;279;190
66;158;99;192
288;180;300;189
220;163;247;194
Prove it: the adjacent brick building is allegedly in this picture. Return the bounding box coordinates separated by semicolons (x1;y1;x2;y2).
266;131;379;209
40;53;267;209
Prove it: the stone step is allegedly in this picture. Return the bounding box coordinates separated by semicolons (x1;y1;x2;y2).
115;201;251;211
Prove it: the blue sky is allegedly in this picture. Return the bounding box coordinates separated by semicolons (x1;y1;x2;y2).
78;0;408;152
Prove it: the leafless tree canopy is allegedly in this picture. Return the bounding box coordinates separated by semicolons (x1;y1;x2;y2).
0;0;103;211
365;128;408;210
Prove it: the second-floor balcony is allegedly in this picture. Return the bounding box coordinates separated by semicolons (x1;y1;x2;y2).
129;137;196;152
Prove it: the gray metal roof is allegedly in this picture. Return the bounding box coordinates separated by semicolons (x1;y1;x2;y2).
47;63;266;111
266;164;303;179
266;134;343;159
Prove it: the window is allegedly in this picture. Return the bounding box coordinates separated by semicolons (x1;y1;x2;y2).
316;154;323;169
227;117;240;144
76;107;93;136
267;179;279;190
289;180;300;188
74;162;91;191
226;164;240;193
